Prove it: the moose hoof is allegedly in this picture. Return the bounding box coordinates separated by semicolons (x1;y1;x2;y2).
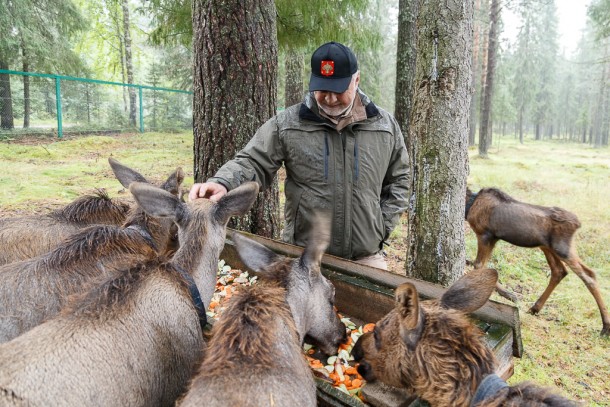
528;307;540;315
601;325;610;337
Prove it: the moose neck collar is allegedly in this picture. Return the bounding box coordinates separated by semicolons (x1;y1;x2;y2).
470;373;508;406
174;264;207;331
465;192;478;219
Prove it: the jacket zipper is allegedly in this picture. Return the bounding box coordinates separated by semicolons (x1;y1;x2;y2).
324;134;329;181
353;139;359;182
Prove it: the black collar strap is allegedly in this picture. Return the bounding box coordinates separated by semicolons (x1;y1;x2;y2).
174;264;207;331
470;373;508;406
465;192;478;219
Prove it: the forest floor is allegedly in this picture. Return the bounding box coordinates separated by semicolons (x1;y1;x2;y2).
1;131;608;406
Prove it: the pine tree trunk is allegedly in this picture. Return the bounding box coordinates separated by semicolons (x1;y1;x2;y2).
22;63;30;129
122;0;137;127
478;0;499;158
193;0;280;238
394;0;419;134
406;0;473;286
469;0;482;146
284;49;304;108
0;59;14;130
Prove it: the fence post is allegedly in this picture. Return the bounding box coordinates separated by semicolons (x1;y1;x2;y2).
138;86;144;133
55;76;63;138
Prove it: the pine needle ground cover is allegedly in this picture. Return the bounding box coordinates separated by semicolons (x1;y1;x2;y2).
0;132;608;405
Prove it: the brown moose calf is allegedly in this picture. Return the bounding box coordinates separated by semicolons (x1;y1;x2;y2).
178;216;347;407
0;188;131;265
465;187;610;336
352;268;579;407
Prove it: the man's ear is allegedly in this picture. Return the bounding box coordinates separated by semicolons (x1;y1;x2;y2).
395;283;424;351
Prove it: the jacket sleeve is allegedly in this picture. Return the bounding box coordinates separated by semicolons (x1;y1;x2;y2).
380;118;410;242
207;117;283;191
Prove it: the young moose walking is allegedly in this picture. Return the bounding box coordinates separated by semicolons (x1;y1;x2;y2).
465;187;610;336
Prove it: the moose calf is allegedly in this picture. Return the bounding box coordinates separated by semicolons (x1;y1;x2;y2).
352;268;579;407
178;216;347;407
0;182;259;406
0;158;183;343
0;188;131;265
465;187;609;336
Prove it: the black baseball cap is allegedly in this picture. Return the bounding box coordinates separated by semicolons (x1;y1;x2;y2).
309;42;358;94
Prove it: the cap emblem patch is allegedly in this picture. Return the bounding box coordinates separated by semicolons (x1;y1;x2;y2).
321;60;335;76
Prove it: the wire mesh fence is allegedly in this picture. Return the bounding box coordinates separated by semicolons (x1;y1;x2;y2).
0;69;192;138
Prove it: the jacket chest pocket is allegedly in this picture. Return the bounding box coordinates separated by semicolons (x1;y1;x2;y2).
283;131;329;184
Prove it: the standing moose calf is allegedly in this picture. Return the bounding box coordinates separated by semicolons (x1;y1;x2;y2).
178;216;347;407
352;269;579;407
465;187;610;336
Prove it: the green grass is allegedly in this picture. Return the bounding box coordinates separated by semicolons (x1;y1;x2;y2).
0;132;608;405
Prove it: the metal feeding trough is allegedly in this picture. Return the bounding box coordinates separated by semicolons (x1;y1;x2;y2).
220;229;523;407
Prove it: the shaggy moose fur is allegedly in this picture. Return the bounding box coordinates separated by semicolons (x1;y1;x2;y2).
0;160;184;343
0;189;131;265
0;181;259;406
178;218;346;407
352;269;579;407
465;187;610;336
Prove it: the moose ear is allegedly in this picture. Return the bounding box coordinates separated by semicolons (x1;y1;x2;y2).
129;182;184;220
440;268;498;312
232;231;281;273
213;182;259;224
395;283;423;351
301;211;331;270
160;167;185;197
109;157;149;188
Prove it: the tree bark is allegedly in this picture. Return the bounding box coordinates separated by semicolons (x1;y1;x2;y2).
21;40;30;129
394;0;419;135
122;0;137;127
406;0;473;286
284;49;304;108
0;59;14;130
478;0;499;157
193;0;280;238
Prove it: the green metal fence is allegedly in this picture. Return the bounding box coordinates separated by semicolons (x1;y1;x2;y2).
0;69;193;138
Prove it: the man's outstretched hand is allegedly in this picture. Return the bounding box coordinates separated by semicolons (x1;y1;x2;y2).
188;182;228;202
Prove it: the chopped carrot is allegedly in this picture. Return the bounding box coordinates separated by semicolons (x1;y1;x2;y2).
209;301;220;309
363;323;375;333
345;366;358;375
351;379;362;388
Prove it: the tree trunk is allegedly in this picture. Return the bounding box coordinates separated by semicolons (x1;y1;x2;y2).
0;59;14;130
395;0;419;135
469;0;482;146
284;49;304;108
193;0;280;238
122;0;137;127
21;42;30;129
478;0;499;158
406;0;473;286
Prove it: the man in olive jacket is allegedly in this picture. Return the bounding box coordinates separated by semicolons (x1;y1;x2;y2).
190;42;409;269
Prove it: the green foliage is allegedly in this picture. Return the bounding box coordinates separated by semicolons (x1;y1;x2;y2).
0;0;87;73
589;0;610;39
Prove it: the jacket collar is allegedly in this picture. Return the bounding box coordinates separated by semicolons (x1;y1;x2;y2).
298;89;380;124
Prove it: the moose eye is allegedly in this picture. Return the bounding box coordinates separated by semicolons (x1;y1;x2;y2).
373;327;381;349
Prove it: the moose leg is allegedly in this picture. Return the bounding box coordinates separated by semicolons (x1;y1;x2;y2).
473;235;517;302
473;234;497;269
562;251;610;336
529;248;568;315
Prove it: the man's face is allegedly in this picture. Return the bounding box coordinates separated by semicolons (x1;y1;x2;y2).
314;72;360;118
